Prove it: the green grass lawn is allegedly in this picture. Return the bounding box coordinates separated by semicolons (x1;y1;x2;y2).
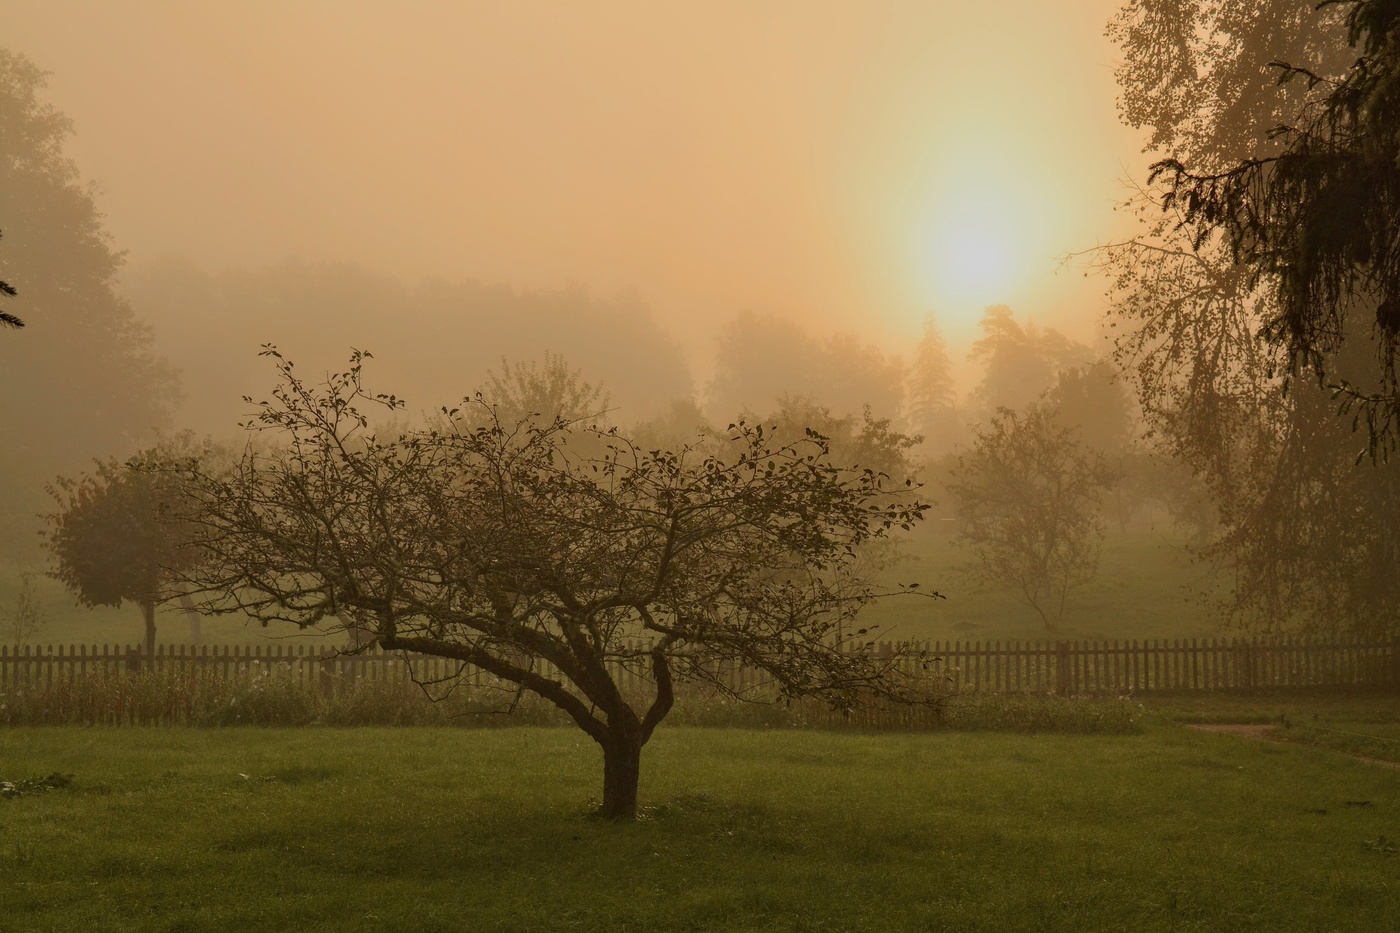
1142;689;1400;764
3;529;1232;653
858;529;1225;645
3;723;1397;932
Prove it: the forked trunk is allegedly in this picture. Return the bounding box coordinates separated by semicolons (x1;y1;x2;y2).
599;733;644;820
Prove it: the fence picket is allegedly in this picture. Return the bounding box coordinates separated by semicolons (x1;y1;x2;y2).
1;632;1395;726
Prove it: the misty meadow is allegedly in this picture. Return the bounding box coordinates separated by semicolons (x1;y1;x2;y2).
3;2;1400;931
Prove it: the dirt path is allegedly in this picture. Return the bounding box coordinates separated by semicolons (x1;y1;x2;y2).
1186;723;1400;770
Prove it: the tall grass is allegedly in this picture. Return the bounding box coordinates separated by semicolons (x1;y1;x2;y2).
943;692;1145;733
0;663;1146;734
0;663;438;727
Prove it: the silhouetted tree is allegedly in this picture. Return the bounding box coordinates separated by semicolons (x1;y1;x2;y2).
0;50;178;556
183;351;938;819
1120;0;1400;446
709;311;904;421
904;315;963;457
947;406;1114;631
969;306;1093;416
45;438;215;658
484;351;610;425
753;396;923;489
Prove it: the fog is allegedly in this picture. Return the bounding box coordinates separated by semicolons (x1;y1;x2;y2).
8;0;1143;431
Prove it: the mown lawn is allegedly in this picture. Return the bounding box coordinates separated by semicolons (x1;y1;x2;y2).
1143;689;1400;764
2;723;1397;932
853;529;1225;644
4;529;1224;652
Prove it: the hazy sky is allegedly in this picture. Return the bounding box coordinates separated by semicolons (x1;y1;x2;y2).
9;1;1143;353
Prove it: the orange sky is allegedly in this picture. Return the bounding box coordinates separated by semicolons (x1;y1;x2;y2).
8;1;1143;355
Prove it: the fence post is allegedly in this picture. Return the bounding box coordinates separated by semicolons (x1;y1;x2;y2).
1055;641;1070;696
126;645;143;674
319;653;336;697
1232;639;1249;690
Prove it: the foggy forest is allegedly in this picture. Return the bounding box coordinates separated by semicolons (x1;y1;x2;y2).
2;2;1399;930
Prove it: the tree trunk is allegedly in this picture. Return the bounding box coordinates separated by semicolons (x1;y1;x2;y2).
180;593;202;646
599;733;644;820
142;598;156;664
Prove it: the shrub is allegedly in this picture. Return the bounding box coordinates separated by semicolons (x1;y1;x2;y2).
195;664;319;726
942;693;1144;734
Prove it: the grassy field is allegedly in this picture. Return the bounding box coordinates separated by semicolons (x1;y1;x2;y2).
2;529;1227;652
1141;689;1400;764
3;720;1398;932
864;528;1225;644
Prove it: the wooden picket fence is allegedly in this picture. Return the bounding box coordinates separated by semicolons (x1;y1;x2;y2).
920;636;1399;694
1;635;1396;696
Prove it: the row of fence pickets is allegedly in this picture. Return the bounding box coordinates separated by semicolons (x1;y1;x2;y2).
2;636;1397;695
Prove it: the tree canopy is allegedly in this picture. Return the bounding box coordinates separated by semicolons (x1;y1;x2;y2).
1121;0;1400;443
1104;0;1400;635
947;406;1114;631
182;350;939;819
0;49;178;555
968;305;1094;417
482;351;610;426
708;311;905;422
45;438;215;657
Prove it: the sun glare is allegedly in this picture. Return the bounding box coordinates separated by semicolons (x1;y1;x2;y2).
933;220;1014;305
907;149;1052;324
919;189;1028;313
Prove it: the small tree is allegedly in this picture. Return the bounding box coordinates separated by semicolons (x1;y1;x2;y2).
1;571;45;648
183;350;937;819
947;406;1114;631
45;440;211;657
969;306;1094;417
484;351;610;425
904;315;963;458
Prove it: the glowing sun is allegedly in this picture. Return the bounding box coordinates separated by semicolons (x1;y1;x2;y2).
933;220;1015;305
908;151;1049;320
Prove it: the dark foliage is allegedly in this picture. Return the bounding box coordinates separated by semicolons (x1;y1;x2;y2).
183;350;940;818
45;439;213;656
0;230;19;329
1136;0;1400;447
1104;0;1400;636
